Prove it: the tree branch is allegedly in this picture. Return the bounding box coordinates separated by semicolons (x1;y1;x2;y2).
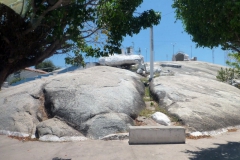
17;39;62;69
22;0;73;35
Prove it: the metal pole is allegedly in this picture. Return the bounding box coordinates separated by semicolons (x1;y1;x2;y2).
191;45;192;59
171;43;175;61
212;49;214;64
173;44;175;60
132;42;134;54
150;26;154;79
145;48;147;63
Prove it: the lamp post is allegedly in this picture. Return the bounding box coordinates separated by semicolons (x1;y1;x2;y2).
145;48;147;63
171;43;176;61
191;45;192;59
150;26;154;79
132;42;134;54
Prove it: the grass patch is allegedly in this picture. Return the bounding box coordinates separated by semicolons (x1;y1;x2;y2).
154;73;160;78
145;87;150;97
129;65;138;72
227;128;237;132
8;135;38;141
140;77;182;124
139;108;155;117
143;96;151;101
186;135;211;139
140;100;183;124
140;77;148;84
139;101;169;118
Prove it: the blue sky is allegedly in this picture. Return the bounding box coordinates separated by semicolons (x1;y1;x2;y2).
49;0;228;68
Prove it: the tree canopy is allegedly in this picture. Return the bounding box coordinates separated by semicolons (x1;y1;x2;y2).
35;60;59;72
172;0;240;53
0;0;161;87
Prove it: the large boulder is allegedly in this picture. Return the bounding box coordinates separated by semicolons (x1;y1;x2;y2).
0;81;46;137
81;113;133;139
0;66;145;140
150;61;240;132
43;66;145;139
156;61;224;80
99;54;143;66
36;118;83;138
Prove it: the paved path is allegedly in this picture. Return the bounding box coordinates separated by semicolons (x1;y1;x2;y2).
0;130;240;160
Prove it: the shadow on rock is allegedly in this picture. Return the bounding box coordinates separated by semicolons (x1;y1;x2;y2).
185;141;240;160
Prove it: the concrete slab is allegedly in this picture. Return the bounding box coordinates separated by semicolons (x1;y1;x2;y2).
129;126;185;144
0;130;240;160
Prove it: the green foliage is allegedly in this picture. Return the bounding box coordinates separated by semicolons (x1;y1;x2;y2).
216;67;237;82
10;77;24;85
150;101;154;106
65;51;86;67
172;0;240;53
226;53;240;73
139;101;181;123
0;0;161;86
216;52;240;84
35;60;60;72
139;108;155;117
154;73;160;78
139;80;182;123
140;77;149;84
144;87;151;99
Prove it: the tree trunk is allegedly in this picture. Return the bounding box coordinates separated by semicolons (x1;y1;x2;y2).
0;41;62;89
0;67;10;89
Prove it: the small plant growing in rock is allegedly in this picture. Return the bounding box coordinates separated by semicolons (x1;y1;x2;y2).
216;67;236;82
216;52;240;89
216;67;240;89
154;73;160;78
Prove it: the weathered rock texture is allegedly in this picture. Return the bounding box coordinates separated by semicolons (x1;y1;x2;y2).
0;81;46;137
150;61;240;132
99;54;143;66
36;118;83;138
0;66;145;139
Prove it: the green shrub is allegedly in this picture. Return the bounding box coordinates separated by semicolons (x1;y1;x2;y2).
216;67;237;82
10;77;24;85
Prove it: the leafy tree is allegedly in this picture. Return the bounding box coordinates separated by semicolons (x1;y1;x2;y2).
35;60;60;72
0;0;161;87
172;0;240;53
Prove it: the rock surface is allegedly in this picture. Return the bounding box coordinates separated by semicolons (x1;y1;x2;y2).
99;54;143;66
151;112;171;126
81;113;133;139
150;61;240;132
100;133;129;140
0;66;145;140
36;118;83;138
0;81;46;137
